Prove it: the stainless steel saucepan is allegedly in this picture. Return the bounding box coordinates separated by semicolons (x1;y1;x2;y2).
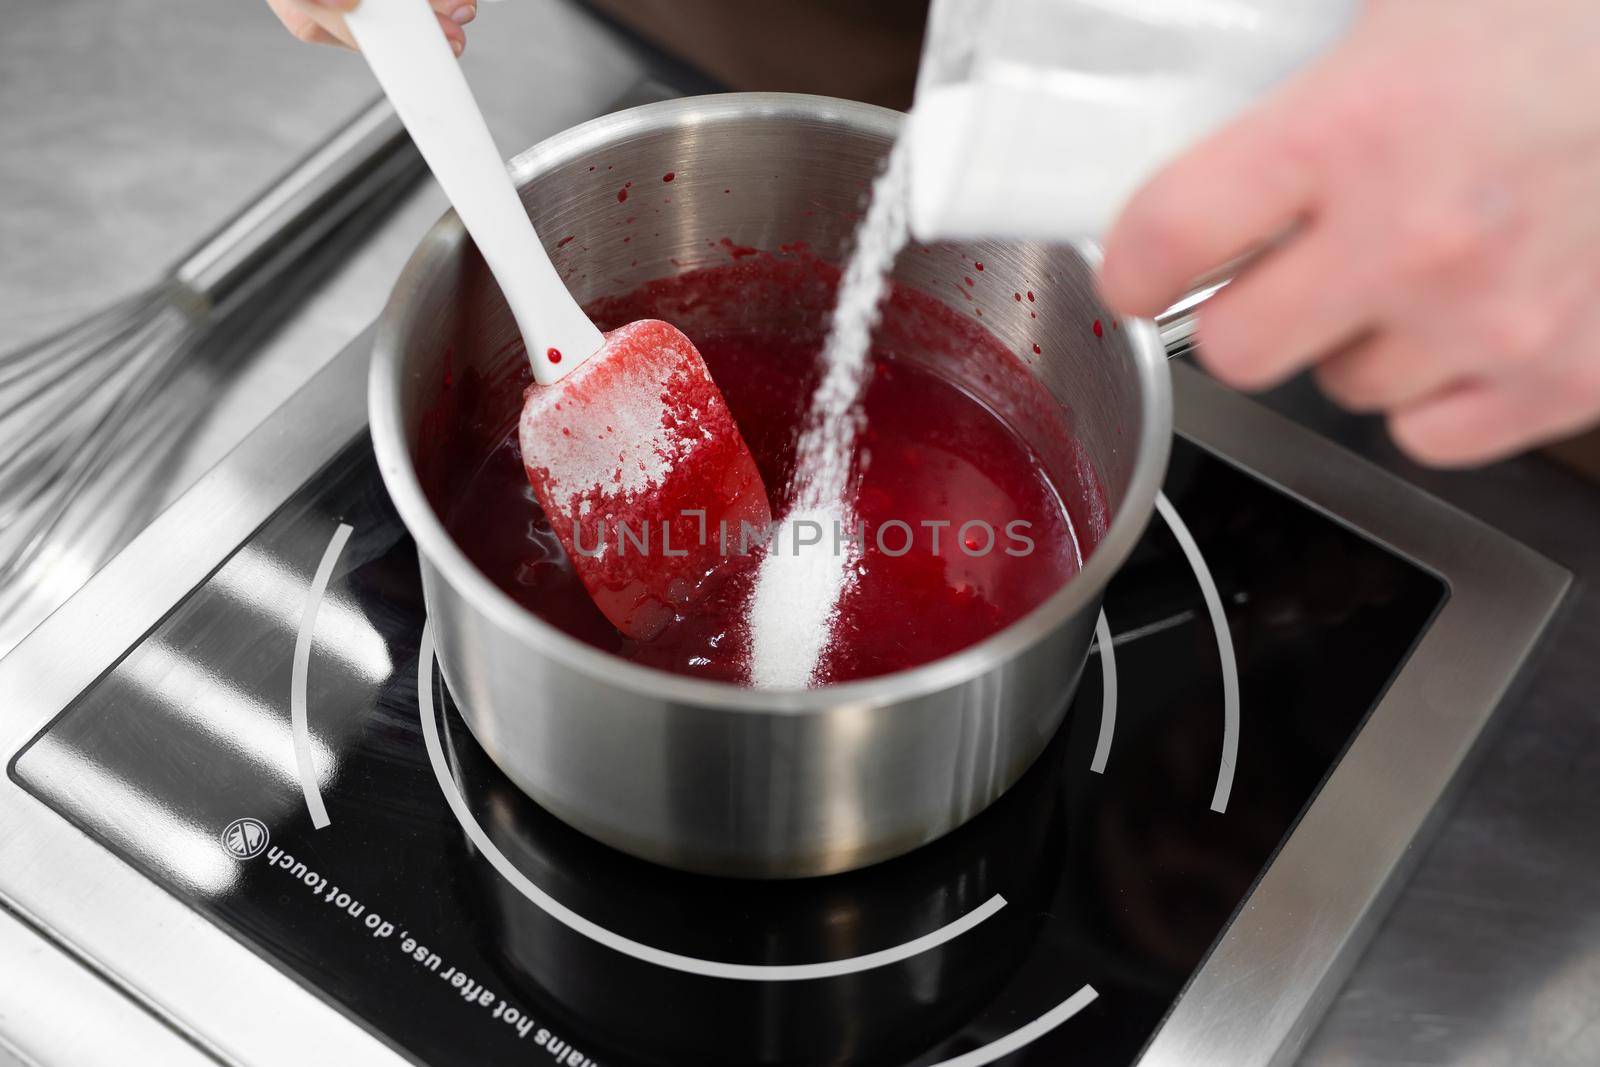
368;93;1172;878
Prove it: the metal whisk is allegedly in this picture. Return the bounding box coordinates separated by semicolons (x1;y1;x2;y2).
0;99;422;635
0;289;192;588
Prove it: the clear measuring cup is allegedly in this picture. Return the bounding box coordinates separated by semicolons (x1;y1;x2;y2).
905;0;1358;243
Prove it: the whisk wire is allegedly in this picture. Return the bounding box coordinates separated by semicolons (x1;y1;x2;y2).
0;296;202;589
0;293;157;386
0;295;181;501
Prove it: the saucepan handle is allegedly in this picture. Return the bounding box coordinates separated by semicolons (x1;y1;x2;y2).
1154;257;1246;359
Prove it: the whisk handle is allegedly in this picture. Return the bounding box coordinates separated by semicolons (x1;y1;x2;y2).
168;97;422;316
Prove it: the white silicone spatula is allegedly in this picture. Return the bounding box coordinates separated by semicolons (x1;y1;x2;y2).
345;0;771;640
345;0;601;381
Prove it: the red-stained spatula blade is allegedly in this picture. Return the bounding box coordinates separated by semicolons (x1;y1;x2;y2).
519;319;772;640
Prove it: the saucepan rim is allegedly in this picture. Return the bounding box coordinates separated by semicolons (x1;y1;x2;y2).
368;92;1173;714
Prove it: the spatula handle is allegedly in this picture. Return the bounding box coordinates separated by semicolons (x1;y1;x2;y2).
345;0;603;385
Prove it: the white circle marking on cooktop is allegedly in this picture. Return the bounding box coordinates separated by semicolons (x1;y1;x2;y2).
291;521;351;830
927;984;1099;1066
417;620;1008;982
1090;609;1117;774
1155;492;1241;813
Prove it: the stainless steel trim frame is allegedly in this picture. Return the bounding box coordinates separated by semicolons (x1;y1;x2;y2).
1146;367;1570;1067
0;316;1568;1060
0;900;215;1067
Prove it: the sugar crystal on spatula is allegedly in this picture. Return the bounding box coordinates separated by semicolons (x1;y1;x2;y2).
519;319;771;640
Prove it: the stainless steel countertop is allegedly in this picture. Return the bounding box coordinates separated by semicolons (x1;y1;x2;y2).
1;3;1596;1064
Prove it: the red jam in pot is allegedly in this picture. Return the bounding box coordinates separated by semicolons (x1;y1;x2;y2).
436;251;1105;686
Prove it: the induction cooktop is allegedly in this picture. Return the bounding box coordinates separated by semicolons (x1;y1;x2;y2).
0;341;1567;1067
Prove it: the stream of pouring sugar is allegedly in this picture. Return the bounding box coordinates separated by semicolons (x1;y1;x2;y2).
748;141;912;688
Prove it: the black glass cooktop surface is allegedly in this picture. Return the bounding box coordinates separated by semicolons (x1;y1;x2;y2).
11;433;1445;1066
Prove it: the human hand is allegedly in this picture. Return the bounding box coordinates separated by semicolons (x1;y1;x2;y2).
266;0;475;55
1099;0;1600;467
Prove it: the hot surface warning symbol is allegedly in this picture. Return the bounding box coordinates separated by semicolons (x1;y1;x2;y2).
222;817;270;860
